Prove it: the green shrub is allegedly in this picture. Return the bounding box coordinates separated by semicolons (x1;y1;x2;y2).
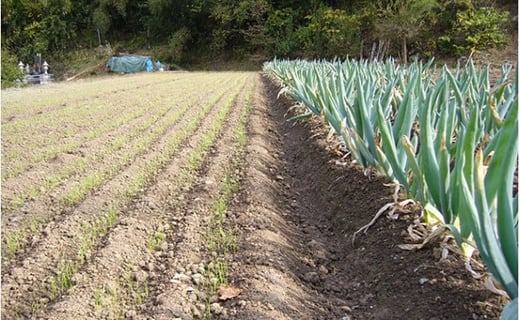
438;6;511;56
266;9;299;57
1;49;24;88
168;27;191;62
297;6;362;58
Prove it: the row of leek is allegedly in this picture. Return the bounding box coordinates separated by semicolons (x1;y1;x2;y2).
263;58;518;318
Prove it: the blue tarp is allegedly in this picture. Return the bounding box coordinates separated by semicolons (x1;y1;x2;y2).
106;55;154;73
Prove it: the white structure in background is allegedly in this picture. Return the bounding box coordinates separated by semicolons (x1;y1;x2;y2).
17;59;54;84
41;61;50;84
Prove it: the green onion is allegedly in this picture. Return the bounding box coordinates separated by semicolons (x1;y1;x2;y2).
264;57;518;318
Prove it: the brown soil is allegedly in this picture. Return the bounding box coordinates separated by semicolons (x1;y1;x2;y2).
215;78;507;319
1;72;508;319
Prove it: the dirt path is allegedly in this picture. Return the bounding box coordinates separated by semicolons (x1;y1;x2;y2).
213;77;507;319
1;72;506;319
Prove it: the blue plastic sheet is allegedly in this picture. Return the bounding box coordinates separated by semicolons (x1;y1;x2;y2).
106;55;154;73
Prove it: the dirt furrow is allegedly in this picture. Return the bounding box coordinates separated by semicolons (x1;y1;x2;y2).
32;73;255;319
1;73;250;318
211;76;330;319
214;77;505;319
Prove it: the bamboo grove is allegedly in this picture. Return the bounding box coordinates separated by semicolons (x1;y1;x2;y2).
263;58;518;318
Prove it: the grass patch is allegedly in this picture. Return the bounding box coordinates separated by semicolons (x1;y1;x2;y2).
62;172;105;206
46;206;119;303
2;217;44;259
49;260;76;300
4;231;24;259
147;229;166;252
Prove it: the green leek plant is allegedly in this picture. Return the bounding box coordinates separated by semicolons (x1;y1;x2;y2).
456;102;518;317
263;58;518;318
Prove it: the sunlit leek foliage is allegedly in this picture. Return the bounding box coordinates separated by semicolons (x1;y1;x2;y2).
264;58;518;318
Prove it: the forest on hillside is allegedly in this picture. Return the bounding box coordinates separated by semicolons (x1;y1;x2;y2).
1;0;516;72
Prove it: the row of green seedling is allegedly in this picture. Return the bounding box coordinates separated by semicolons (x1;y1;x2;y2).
36;73;250;318
35;74;250;312
5;79;210;206
2;77;207;181
189;77;253;319
2;76;242;262
205;81;253;293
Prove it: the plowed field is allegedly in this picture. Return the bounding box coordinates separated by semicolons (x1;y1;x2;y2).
2;72;505;319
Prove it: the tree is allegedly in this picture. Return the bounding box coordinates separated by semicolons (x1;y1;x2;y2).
374;0;439;63
1;0;88;61
1;0;514;68
92;0;144;36
145;0;192;37
1;49;23;88
438;5;511;56
266;8;298;57
207;0;271;55
297;6;363;58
